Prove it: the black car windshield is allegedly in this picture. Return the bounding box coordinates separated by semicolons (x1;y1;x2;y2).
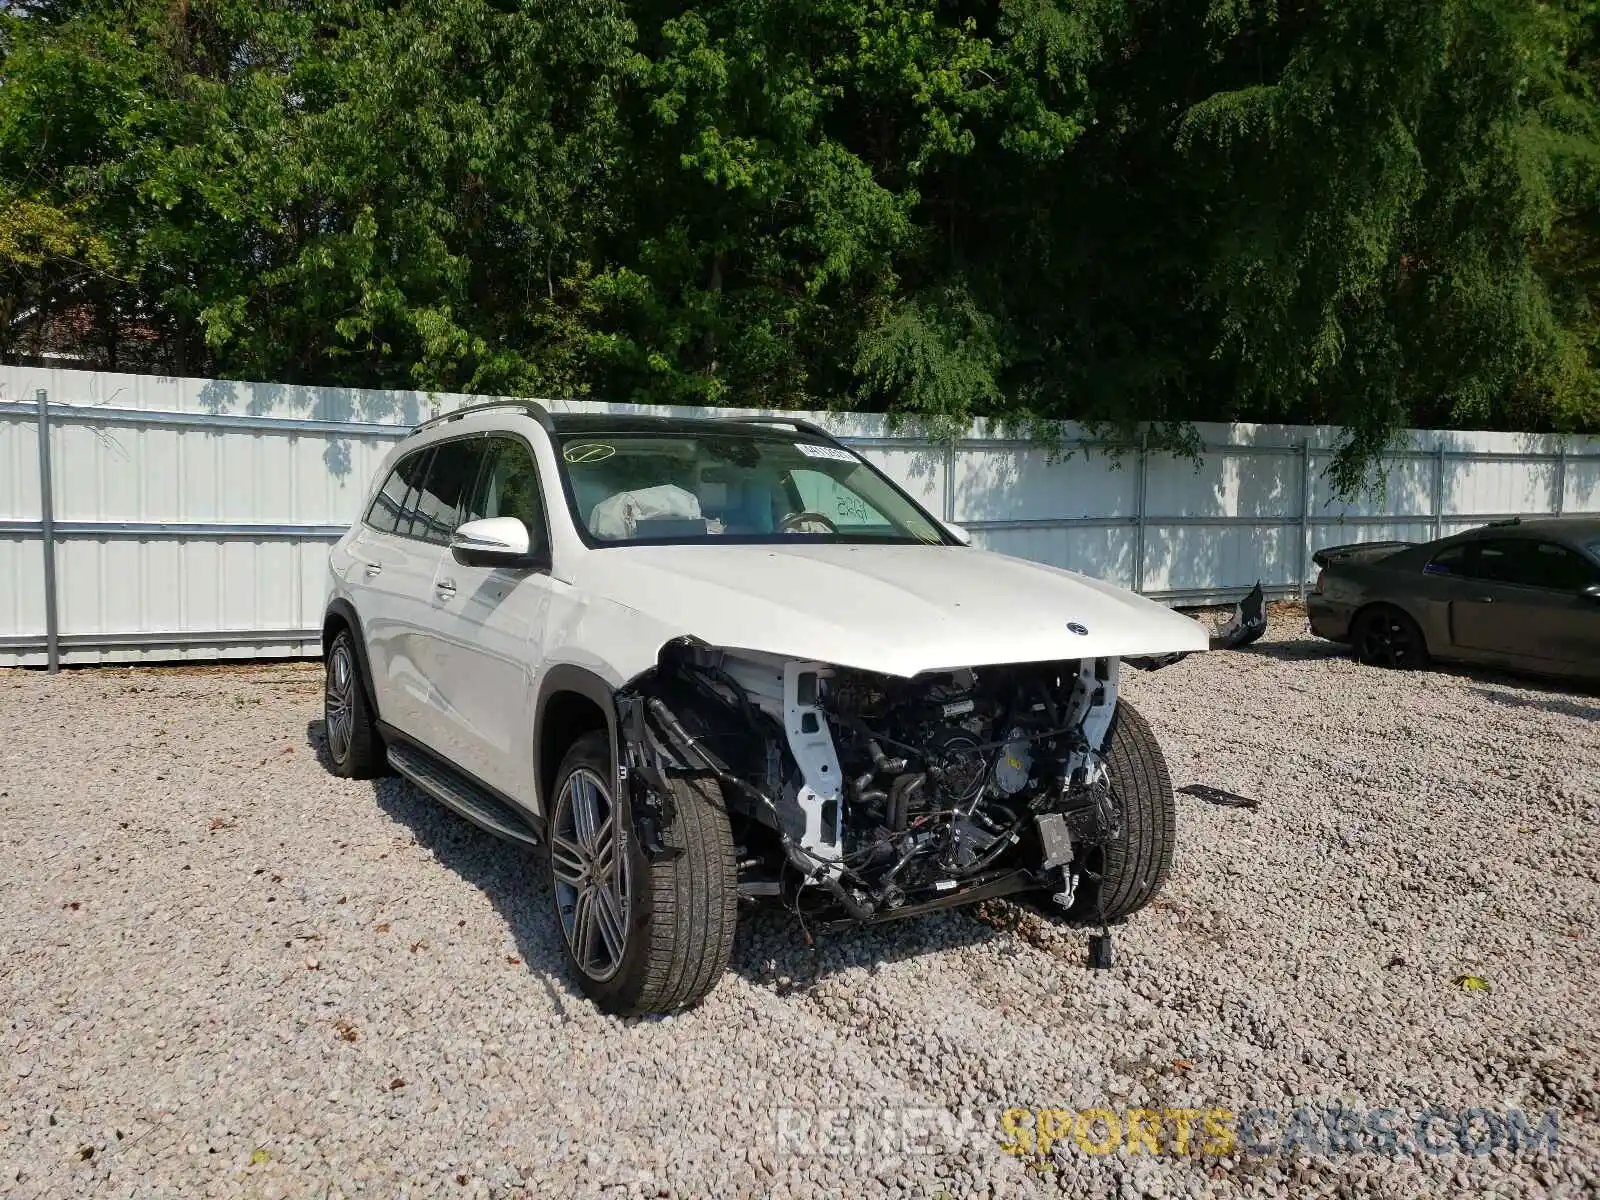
554;428;950;546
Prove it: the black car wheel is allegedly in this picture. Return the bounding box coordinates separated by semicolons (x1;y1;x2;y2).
1064;701;1176;922
1352;605;1430;670
548;732;737;1015
324;629;386;777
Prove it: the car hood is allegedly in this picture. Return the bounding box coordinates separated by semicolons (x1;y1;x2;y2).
570;542;1209;677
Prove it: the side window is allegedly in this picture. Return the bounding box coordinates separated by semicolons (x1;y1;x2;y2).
1471;540;1527;586
787;467;894;532
407;439;484;545
468;437;548;554
1523;541;1600;591
1424;544;1469;576
365;449;431;535
1469;538;1599;591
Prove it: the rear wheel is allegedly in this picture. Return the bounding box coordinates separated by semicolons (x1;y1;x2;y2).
323;630;385;778
1074;701;1176;921
1352;604;1430;669
548;732;737;1015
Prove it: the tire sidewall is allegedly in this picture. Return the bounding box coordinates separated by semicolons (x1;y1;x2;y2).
1354;605;1427;669
548;732;656;1012
325;631;359;775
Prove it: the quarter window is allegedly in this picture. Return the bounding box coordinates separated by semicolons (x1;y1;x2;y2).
365;449;431;535
1423;545;1469;576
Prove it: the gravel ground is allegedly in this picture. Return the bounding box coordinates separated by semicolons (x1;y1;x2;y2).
3;611;1598;1199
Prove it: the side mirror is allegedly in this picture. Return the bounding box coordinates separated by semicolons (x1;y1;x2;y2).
450;517;545;569
1581;583;1600;604
943;521;973;546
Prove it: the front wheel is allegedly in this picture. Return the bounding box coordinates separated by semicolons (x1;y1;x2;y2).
1073;701;1176;921
548;732;737;1015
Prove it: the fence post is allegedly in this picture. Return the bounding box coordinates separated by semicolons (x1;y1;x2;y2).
1432;442;1445;541
1297;440;1312;601
1133;433;1149;594
35;389;60;673
1555;442;1567;517
942;434;956;523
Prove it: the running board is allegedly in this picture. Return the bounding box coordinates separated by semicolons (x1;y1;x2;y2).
387;743;542;848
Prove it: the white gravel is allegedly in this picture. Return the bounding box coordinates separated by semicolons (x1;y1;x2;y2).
2;612;1597;1198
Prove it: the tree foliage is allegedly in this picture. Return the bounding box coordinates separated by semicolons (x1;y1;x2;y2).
3;0;1599;487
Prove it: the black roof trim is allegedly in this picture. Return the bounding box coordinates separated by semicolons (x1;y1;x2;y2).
548;411;851;448
409;399;553;435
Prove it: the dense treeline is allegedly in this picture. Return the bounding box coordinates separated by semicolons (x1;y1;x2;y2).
2;1;1599;487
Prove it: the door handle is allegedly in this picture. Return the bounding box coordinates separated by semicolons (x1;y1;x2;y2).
363;562;384;579
435;578;457;598
1476;596;1495;603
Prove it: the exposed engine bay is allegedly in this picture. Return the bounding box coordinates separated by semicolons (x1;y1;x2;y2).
617;639;1126;924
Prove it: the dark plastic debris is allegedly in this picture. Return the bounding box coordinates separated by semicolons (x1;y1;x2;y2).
1177;784;1260;810
1209;581;1267;651
1088;932;1114;970
1125;580;1268;672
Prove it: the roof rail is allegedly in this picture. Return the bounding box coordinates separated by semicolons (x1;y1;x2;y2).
713;412;853;450
1485;516;1523;528
408;399;554;435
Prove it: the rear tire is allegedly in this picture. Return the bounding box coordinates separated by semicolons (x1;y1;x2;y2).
1078;701;1176;921
548;732;737;1015
1352;604;1430;669
324;630;386;779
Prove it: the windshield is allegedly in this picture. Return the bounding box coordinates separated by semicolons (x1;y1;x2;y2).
554;428;950;546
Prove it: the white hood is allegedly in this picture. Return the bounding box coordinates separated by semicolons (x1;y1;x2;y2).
571;542;1209;678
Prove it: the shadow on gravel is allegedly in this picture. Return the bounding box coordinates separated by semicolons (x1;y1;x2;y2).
304;720;588;1015
1234;638;1349;663
304;720;1070;1011
1465;685;1600;720
728;903;1008;998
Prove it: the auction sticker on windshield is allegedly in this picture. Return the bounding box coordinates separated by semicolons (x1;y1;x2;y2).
564;442;616;464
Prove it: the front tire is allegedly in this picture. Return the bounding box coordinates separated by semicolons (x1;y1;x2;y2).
324;630;385;779
548;732;737;1015
1077;701;1176;921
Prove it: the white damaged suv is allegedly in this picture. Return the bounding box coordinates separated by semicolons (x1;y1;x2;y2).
321;402;1208;1014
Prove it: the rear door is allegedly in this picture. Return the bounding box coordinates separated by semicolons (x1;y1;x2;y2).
421;434;557;805
395;437;489;756
1449;538;1600;674
353;447;439;735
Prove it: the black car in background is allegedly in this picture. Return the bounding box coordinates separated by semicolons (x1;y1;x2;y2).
1306;516;1600;681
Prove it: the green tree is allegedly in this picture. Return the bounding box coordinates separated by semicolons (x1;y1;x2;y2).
2;0;1597;488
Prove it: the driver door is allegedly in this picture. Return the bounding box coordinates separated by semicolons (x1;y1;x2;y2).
421;434;556;805
1450;538;1600;675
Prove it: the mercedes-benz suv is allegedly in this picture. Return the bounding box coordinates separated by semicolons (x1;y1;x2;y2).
321;402;1208;1014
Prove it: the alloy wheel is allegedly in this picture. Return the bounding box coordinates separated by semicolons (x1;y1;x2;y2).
1359;612;1419;668
325;640;355;762
551;767;631;982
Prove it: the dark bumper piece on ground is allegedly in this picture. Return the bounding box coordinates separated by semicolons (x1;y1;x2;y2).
1126;581;1268;672
1209;581;1267;651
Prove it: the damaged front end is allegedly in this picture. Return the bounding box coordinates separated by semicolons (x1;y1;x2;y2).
615;639;1128;925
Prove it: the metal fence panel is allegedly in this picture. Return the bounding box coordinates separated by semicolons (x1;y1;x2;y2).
2;366;1598;666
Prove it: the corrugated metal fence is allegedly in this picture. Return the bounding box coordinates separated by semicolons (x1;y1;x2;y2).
3;365;1598;667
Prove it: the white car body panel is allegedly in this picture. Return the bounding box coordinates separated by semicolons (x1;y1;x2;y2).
326;406;1209;818
350;525;449;735
564;541;1209;683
